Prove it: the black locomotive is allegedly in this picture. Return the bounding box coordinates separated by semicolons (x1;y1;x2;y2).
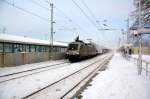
66;36;99;61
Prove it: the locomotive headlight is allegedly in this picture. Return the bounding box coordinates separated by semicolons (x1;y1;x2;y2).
72;51;79;55
75;51;79;55
66;52;69;54
68;50;79;55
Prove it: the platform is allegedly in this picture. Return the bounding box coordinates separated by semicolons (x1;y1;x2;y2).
81;53;150;99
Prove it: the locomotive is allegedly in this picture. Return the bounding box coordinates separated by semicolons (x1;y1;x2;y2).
66;36;98;61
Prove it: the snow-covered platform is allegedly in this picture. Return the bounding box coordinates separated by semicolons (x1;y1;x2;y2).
81;53;150;99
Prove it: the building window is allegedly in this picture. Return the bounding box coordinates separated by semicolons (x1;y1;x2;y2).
38;46;42;52
4;43;13;52
45;46;49;52
55;47;58;52
22;44;26;52
14;44;18;52
43;46;47;52
19;44;23;52
53;47;56;53
60;47;62;53
31;45;36;52
38;45;45;52
58;47;60;52
13;44;23;52
25;45;30;52
37;45;40;52
0;42;3;52
41;46;45;52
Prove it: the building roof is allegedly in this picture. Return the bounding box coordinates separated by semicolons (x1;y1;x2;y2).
0;34;68;47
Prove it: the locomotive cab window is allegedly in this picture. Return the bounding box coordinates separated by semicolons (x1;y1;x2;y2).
68;44;78;50
80;44;84;49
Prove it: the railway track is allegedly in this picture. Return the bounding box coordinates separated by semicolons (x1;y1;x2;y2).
22;53;113;99
0;62;70;83
63;55;113;99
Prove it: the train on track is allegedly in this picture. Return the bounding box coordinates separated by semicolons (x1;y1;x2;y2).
66;36;109;61
0;34;67;67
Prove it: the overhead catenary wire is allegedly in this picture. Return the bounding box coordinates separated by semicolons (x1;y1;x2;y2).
43;0;90;35
29;0;51;11
44;0;79;33
80;0;102;27
71;0;112;45
54;7;89;34
41;0;109;44
2;0;111;45
78;0;113;45
80;0;117;31
1;0;79;37
71;0;100;31
1;0;50;22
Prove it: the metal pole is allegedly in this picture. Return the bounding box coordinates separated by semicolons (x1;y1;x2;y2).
50;3;54;60
138;0;142;75
138;35;142;75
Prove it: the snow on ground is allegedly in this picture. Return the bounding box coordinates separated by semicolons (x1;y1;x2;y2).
132;54;150;62
81;53;150;99
0;54;108;99
0;60;67;76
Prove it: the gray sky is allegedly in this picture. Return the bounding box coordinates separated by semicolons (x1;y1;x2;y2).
0;0;134;48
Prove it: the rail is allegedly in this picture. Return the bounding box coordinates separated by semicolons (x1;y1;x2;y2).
0;62;69;83
23;54;113;99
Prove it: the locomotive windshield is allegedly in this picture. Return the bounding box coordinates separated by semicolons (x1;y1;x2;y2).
68;44;79;50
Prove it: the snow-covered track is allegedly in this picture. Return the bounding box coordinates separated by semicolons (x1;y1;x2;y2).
23;53;113;99
61;56;112;99
0;62;69;83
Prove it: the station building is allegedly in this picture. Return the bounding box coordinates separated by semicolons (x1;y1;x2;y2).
0;34;68;67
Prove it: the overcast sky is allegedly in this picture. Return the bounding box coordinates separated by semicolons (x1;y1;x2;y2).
0;0;134;48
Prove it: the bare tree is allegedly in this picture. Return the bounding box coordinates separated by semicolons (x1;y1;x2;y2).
131;0;150;26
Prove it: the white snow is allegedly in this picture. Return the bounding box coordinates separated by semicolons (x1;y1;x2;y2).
1;53;150;99
0;34;68;46
27;55;110;99
132;54;150;62
0;54;109;99
0;60;67;76
81;53;150;99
